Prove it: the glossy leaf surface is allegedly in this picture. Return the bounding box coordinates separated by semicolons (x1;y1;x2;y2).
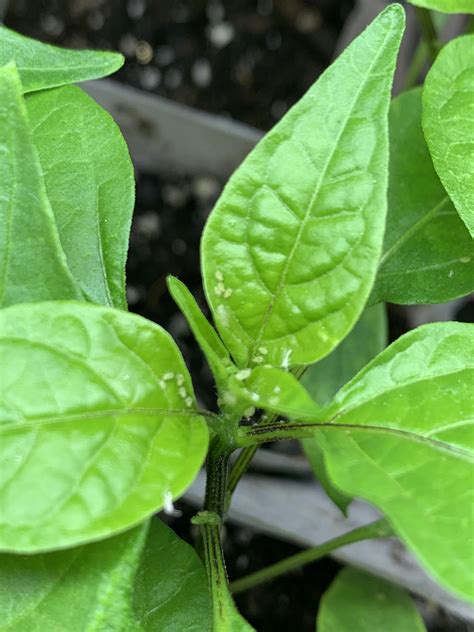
302;304;387;512
0;26;123;93
201;6;404;369
235;366;322;420
407;0;474;13
316;322;474;601
423;35;474;236
0;519;211;631
0;63;83;307
371;89;473;304
317;568;426;632
0;301;208;552
26;85;135;309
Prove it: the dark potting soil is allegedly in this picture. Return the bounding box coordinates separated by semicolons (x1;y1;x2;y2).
5;0;355;130
4;2;473;629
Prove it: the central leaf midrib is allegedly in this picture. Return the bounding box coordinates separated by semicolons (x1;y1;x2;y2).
248;30;392;363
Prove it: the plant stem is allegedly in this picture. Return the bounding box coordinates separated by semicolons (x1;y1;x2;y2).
204;437;231;517
227;444;258;498
230;519;392;594
237;420;320;446
192;512;235;623
227;367;308;497
415;7;439;62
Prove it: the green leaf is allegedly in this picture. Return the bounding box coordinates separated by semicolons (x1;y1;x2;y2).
0;26;124;93
317;568;427;632
0;301;208;553
26;85;135;309
167;275;234;387
407;0;474;13
201;5;405;369
302;305;388;407
423;35;474;236
0;518;212;631
0;63;83;307
302;305;387;513
315;322;474;601
371;88;474;304
233;366;322;420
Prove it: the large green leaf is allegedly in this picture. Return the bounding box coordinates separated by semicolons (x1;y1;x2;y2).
371;89;474;304
201;5;404;369
26;85;135;309
302;305;387;512
315;322;474;601
407;0;474;13
0;63;83;307
0;519;211;631
423;35;474;236
0;301;208;552
317;568;426;632
0;26;123;93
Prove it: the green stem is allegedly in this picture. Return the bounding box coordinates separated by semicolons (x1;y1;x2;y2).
230;519;392;594
227;444;258;497
193;513;231;616
205;437;231;517
237;420;320;447
415;7;439;62
227;366;307;498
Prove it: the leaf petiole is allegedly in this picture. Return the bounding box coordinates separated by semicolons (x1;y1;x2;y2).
230;519;392;594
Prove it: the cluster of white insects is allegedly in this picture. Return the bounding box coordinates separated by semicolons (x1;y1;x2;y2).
158;371;193;407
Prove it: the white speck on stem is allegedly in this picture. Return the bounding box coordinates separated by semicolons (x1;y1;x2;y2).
215;270;224;281
258;346;268;355
448;270;454;278
163;372;174;381
253;355;264;364
185;397;193;407
176;374;185;386
179;386;187;398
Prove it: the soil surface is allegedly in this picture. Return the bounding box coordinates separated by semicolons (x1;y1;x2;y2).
4;2;473;630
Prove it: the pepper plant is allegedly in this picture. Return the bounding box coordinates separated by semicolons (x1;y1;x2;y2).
0;3;473;630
